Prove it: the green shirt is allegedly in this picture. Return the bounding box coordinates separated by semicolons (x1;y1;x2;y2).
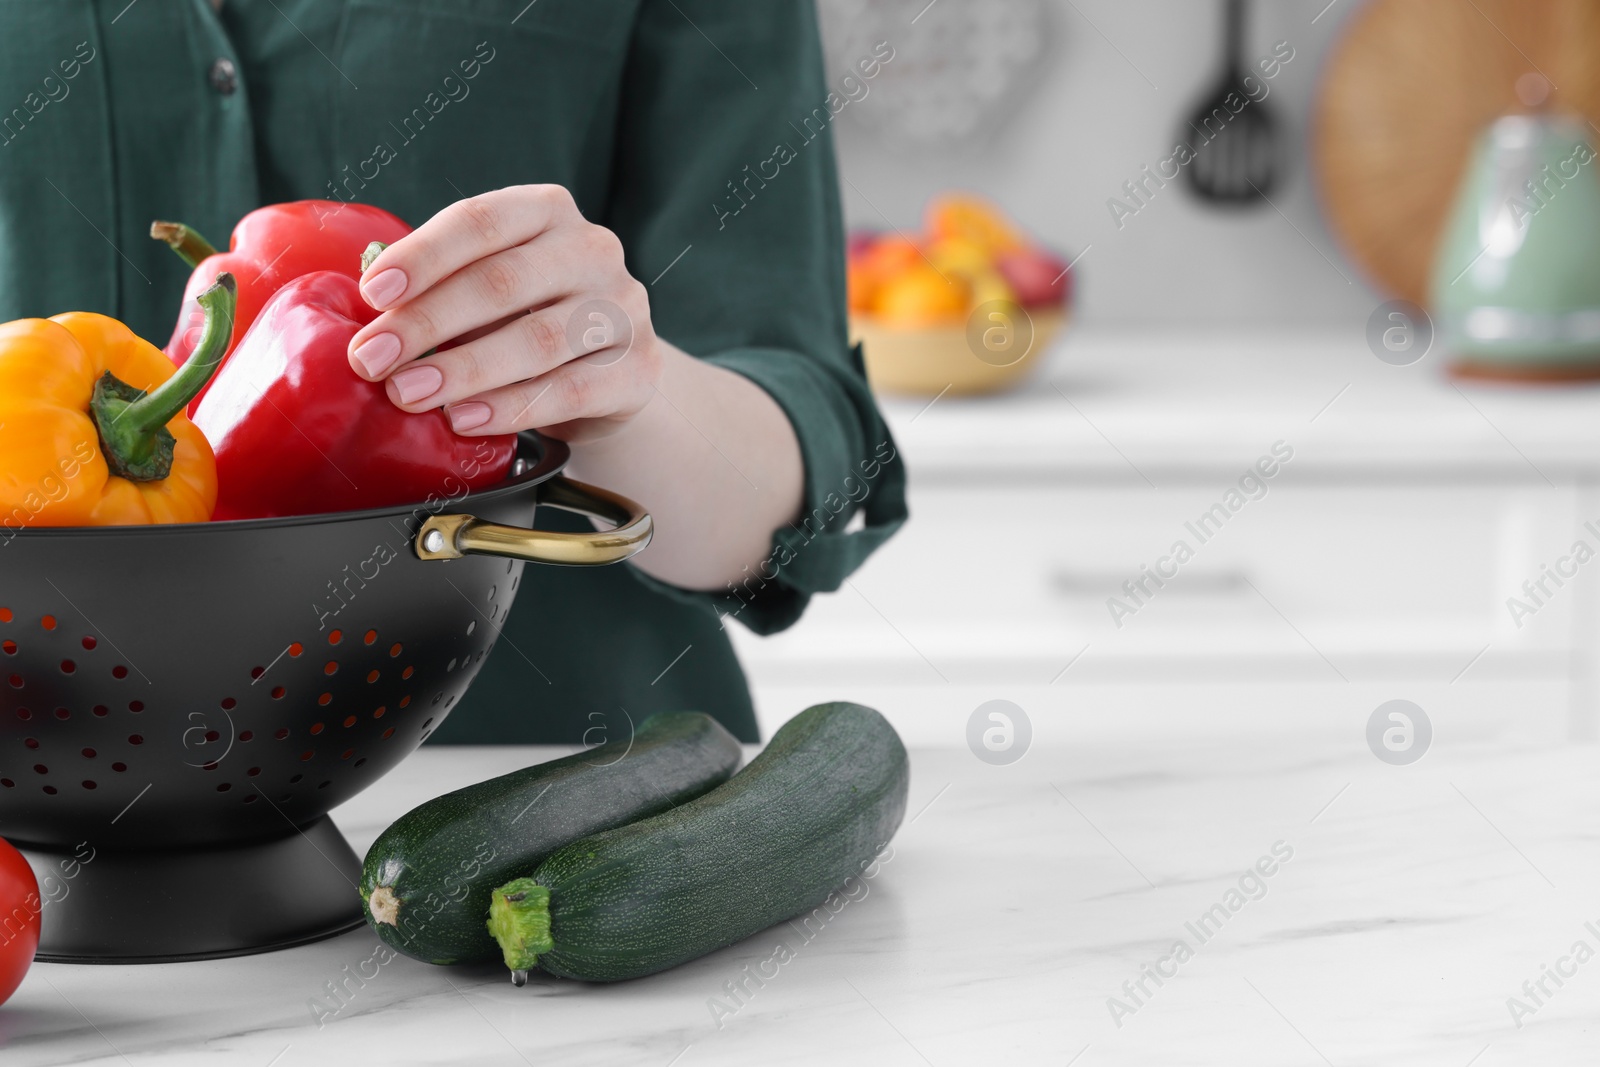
0;0;905;743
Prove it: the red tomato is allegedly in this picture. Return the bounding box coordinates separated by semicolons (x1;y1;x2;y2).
0;837;39;1005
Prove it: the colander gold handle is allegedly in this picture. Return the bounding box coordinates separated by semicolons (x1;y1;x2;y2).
414;475;653;566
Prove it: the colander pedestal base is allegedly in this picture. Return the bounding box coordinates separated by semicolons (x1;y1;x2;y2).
21;816;365;963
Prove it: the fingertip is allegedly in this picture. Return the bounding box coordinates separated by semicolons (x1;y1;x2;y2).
446;401;493;434
361;268;409;310
350;333;402;379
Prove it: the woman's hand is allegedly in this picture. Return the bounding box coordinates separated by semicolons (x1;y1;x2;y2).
346;184;662;442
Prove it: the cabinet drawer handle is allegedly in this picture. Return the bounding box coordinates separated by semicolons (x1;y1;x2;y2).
1049;568;1252;597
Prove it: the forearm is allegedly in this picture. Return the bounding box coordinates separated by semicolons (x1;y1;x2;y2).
565;341;804;591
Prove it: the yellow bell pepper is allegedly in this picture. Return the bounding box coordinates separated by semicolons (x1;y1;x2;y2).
0;274;235;528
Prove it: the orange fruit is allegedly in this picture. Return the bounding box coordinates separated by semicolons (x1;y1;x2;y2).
857;235;923;279
925;194;1025;255
926;236;994;277
873;264;969;327
847;265;878;311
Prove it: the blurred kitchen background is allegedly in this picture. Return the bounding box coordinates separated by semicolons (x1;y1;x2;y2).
733;0;1600;752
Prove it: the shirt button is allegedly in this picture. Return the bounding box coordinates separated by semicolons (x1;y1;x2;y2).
208;57;238;96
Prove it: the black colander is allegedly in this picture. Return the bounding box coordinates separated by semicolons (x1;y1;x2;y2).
0;432;650;962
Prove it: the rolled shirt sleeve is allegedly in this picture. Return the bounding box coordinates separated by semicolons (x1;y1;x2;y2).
603;0;907;634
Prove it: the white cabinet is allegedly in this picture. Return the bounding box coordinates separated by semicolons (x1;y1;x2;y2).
733;330;1600;745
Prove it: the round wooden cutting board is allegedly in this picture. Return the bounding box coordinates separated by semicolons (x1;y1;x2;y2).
1314;0;1600;305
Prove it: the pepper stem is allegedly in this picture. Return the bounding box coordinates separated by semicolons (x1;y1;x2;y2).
150;220;220;269
91;272;236;483
361;241;387;273
487;878;552;976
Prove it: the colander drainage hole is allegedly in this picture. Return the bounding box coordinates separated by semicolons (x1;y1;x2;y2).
318;780;331;788
23;739;37;750
0;779;11;788
129;701;143;713
111;762;125;772
81;747;94;759
243;794;258;804
92;705;107;717
275;728;289;740
239;730;253;742
52;708;67;721
3;641;15;655
111;665;128;679
289;773;303;783
33;764;47;774
466;621;475;636
0;607;11;622
81;636;95;650
220;697;236;710
42;785;56;795
59;660;74;674
364;630;377;645
128;735;143;745
328;629;343;645
14;709;28;721
81;780;95;790
40;615;55;631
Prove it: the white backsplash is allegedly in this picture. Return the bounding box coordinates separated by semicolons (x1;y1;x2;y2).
824;0;1385;326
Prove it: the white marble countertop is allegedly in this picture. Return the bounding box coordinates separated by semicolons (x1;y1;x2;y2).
3;735;1598;1066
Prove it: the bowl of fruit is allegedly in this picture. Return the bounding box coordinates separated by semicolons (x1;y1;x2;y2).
848;193;1074;397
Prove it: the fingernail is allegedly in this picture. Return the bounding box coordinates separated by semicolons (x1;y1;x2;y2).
362;268;408;308
350;333;402;378
390;364;444;405
446;401;492;433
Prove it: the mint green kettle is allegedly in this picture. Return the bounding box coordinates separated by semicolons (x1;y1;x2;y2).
1430;103;1600;379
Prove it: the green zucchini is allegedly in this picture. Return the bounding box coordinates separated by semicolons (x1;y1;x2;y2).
487;701;908;983
359;710;741;964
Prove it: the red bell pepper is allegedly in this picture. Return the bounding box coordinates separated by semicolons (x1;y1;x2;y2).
153;200;411;409
191;263;516;520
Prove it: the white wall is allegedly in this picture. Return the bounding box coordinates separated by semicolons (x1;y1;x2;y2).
826;0;1385;325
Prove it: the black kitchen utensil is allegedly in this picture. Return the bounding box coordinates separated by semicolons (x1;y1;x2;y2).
1183;0;1279;204
0;432;651;962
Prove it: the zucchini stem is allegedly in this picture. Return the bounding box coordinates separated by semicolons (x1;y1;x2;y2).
368;885;401;926
487;878;553;976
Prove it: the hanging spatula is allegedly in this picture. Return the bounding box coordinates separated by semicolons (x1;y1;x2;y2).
1183;0;1280;205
